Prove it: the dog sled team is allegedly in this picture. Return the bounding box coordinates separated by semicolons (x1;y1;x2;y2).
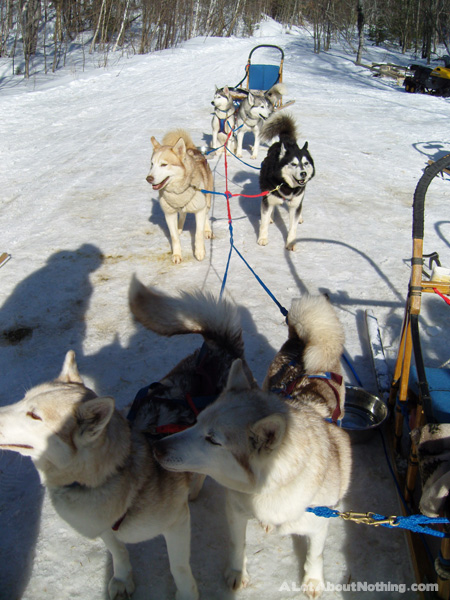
0;51;353;600
148;80;315;262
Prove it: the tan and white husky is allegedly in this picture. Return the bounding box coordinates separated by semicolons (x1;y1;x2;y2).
0;350;199;600
146;130;214;264
154;294;352;599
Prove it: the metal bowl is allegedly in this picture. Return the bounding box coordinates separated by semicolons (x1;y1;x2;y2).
341;385;389;443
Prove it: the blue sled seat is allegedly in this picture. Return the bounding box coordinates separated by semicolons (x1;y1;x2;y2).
248;64;280;90
411;365;450;423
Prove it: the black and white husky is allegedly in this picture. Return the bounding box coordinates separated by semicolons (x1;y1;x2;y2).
258;113;315;250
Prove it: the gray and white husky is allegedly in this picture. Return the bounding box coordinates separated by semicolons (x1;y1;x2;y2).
0;279;251;600
211;86;236;154
258;112;315;250
235;83;286;159
154;294;352;599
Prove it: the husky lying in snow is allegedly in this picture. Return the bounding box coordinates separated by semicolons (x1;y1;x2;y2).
146;129;214;264
154;293;352;599
235;83;286;159
258;113;315;250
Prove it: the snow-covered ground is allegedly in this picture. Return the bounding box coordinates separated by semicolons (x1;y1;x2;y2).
1;18;449;600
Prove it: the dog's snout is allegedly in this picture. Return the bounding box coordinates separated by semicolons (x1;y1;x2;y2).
146;175;154;185
300;171;307;178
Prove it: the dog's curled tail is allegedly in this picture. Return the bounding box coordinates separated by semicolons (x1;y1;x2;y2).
288;295;344;373
162;129;196;151
129;275;244;354
260;112;297;143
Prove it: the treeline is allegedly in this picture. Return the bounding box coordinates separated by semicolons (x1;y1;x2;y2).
1;0;449;78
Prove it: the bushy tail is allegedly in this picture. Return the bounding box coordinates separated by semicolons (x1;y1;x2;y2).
162;129;196;150
288;295;344;373
261;112;297;143
129;276;244;355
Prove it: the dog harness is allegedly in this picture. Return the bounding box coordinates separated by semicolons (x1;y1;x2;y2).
127;342;221;435
271;370;343;425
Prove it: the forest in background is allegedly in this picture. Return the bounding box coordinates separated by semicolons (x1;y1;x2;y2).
1;0;450;78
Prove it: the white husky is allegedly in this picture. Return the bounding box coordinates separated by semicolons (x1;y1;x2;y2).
0;351;198;600
154;294;352;598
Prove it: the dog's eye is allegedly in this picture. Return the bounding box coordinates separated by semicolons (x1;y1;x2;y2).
26;411;42;421
160;163;167;167
205;434;221;446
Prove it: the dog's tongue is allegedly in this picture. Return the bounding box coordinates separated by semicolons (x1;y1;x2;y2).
152;177;169;191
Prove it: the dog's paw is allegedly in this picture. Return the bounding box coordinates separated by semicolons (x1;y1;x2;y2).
194;247;205;261
259;521;274;533
224;566;249;590
236;151;243;158
175;582;199;600
108;573;135;600
257;237;268;246
285;242;296;251
172;254;182;264
303;578;324;599
204;230;214;239
298;216;304;224
250;154;258;160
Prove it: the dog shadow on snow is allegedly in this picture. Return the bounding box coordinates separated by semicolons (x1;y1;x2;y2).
0;243;104;600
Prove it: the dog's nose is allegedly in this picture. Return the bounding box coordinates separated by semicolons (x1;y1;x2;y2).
146;175;154;184
300;171;307;178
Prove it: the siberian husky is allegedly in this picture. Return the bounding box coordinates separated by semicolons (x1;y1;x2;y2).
146;130;214;264
0;280;251;600
154;294;352;599
258;113;315;250
235;83;286;159
211;86;236;154
127;275;254;438
0;350;199;600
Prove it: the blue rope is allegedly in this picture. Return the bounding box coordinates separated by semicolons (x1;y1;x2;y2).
342;351;363;387
306;506;450;538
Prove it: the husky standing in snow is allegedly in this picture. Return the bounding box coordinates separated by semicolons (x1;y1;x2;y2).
258;112;315;250
146;129;214;264
154;293;352;599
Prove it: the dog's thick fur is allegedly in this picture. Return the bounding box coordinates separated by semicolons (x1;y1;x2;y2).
0;350;198;600
146;130;214;264
235;83;286;159
127;275;254;436
154;294;352;599
211;86;236;154
258;113;315;250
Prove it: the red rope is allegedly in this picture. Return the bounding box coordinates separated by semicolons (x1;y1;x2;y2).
433;287;450;306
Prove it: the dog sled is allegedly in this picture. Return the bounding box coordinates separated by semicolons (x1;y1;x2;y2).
388;154;450;597
229;44;294;109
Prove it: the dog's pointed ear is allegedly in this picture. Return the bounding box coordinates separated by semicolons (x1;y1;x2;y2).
76;397;115;443
247;92;255;106
173;137;187;159
224;85;229;94
58;350;83;384
151;136;161;149
302;142;308;150
279;143;287;160
250;413;286;452
226;359;252;392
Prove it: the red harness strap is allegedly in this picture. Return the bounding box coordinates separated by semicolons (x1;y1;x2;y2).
307;372;343;424
282;372;343;424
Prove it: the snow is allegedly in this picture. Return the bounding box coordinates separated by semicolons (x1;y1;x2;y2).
1;17;449;600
